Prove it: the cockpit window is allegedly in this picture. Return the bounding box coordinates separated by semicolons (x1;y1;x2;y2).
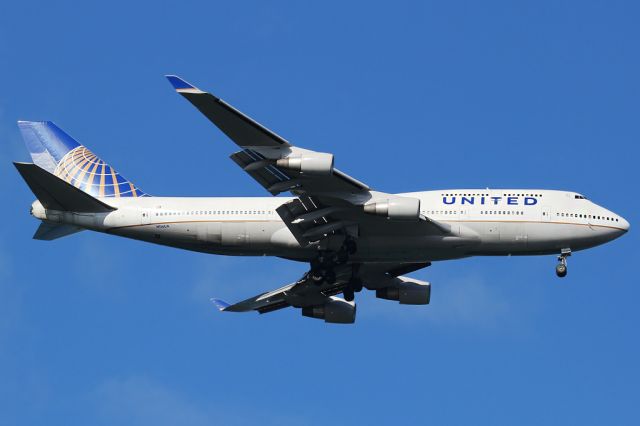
574;195;587;200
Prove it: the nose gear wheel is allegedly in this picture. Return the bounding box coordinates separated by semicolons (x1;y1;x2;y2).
556;248;571;278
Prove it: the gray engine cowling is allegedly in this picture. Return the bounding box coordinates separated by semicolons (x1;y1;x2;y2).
276;152;334;175
301;296;356;323
363;197;421;220
376;276;431;305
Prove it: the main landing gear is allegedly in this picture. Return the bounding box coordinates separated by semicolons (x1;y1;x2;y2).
310;238;361;301
342;277;363;302
556;248;571;278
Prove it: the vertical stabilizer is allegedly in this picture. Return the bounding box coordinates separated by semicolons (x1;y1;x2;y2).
17;121;147;198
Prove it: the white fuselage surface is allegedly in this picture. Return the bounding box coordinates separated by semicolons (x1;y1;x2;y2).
31;189;629;263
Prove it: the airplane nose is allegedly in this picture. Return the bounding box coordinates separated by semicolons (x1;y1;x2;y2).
619;216;630;233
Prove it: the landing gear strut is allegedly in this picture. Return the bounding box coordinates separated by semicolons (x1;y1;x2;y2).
310;238;359;288
342;277;363;302
556;248;571;278
310;267;335;284
343;287;355;302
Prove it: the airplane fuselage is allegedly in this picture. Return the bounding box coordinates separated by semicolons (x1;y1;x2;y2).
30;188;629;263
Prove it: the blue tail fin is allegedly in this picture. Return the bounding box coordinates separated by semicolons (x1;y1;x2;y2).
17;121;147;198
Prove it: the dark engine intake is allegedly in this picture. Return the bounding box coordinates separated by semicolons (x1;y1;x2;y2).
301;296;356;324
376;276;431;305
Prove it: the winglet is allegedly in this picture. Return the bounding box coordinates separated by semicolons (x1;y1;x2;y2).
165;75;203;94
210;298;231;312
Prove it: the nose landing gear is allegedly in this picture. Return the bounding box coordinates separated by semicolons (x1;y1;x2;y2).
556;248;571;278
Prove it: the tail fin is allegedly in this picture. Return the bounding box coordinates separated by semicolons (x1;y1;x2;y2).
17;121;147;198
14;162;116;212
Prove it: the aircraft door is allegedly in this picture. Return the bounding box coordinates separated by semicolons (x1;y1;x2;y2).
141;210;151;225
541;207;551;222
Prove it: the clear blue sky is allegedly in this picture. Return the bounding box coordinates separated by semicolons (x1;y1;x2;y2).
1;1;638;425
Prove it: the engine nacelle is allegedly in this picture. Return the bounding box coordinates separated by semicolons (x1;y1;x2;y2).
276;152;334;175
376;276;431;305
301;296;356;324
363;197;421;221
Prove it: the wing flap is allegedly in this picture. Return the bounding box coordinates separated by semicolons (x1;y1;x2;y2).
229;149;293;195
276;196;353;246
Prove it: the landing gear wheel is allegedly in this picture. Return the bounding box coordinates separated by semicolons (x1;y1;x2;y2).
345;239;357;255
350;278;363;292
556;248;571;278
332;251;349;265
315;254;329;267
555;263;567;278
311;269;336;284
324;270;336;284
343;288;355;302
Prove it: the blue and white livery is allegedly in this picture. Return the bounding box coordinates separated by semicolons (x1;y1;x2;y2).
14;76;630;324
18;121;146;198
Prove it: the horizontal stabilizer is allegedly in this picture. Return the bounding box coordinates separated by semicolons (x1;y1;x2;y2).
33;222;84;241
14;162;116;213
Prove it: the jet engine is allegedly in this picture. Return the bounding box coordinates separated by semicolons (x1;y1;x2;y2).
363;197;421;220
301;296;356;323
376;276;431;305
276;152;334;175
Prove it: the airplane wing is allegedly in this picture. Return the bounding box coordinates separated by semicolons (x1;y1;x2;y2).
225;266;357;313
166;75;449;246
166;75;369;197
211;265;357;321
210;261;431;323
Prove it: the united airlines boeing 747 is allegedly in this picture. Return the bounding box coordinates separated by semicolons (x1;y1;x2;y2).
14;76;629;324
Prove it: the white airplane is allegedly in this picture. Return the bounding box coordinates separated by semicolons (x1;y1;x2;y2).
14;76;629;324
